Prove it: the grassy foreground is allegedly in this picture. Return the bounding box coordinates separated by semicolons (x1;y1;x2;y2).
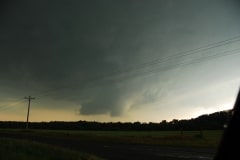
0;138;104;160
0;129;224;148
62;130;223;148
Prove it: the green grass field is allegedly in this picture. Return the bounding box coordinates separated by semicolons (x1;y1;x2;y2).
0;129;224;148
0;137;104;160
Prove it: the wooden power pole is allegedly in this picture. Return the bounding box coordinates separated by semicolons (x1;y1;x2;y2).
24;96;35;129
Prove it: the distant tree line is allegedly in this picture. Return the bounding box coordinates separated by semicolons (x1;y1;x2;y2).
0;110;232;131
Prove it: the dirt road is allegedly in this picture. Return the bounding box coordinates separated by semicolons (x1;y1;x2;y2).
0;132;216;160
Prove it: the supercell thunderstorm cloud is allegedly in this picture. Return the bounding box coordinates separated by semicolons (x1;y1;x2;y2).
0;0;240;122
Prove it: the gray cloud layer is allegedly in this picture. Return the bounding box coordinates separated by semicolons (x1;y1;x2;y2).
1;0;240;117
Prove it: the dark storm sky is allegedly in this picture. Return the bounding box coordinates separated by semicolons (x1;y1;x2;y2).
0;0;240;122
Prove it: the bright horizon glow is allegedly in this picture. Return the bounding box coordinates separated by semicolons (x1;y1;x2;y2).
0;1;240;123
0;101;236;123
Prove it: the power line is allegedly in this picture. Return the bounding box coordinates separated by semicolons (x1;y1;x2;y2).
2;37;240;113
73;37;240;87
0;99;26;112
112;48;240;83
140;35;240;62
80;48;240;88
34;35;240;98
45;48;240;101
24;96;35;129
96;35;240;79
51;49;240;98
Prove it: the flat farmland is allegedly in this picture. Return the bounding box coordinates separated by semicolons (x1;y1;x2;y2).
0;129;223;160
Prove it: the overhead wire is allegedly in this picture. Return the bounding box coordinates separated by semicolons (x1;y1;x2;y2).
98;35;240;78
35;35;240;98
109;48;240;83
139;34;240;63
0;99;26;112
2;36;240;111
46;48;240;101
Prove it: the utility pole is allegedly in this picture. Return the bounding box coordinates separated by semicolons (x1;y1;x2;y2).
24;96;35;129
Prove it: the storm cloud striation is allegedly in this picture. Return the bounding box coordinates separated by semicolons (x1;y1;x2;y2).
0;0;240;122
